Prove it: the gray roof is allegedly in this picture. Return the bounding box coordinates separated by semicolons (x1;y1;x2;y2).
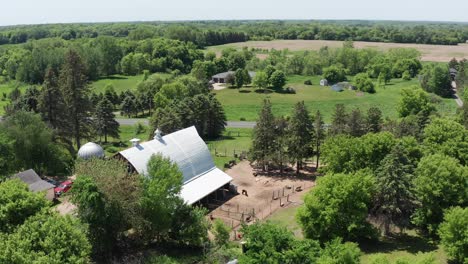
212;71;256;79
14;169;54;192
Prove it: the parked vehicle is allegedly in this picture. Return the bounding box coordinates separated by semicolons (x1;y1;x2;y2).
54;180;73;196
45;178;59;187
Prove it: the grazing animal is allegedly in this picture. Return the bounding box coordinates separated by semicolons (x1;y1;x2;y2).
241;189;248;196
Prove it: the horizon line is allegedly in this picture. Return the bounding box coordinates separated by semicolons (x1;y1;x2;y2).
1;18;468;28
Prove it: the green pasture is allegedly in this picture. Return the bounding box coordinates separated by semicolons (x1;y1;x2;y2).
90;73;171;94
214;76;457;122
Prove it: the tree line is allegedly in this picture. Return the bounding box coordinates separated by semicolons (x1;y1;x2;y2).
0;36;203;84
1;20;467;46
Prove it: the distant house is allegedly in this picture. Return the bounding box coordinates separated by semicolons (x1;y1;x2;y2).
320;79;328;86
14;169;55;201
331;82;356;92
449;68;458;80
212;71;256;84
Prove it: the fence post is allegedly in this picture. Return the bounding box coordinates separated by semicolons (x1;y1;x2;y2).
287;194;290;202
282;187;285;197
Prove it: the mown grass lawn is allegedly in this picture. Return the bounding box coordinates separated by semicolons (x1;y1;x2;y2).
97;123;150;156
214;76;457;122
90;73;171;94
205;128;253;169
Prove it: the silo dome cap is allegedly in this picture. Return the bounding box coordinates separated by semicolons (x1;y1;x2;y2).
77;142;105;160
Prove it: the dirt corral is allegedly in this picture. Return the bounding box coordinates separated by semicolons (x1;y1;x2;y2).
209;161;316;231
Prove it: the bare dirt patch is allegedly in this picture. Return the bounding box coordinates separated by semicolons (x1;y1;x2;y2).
211;40;468;62
55;196;77;215
209;161;316;233
212;83;226;90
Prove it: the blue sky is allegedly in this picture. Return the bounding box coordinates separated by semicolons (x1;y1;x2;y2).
1;0;467;26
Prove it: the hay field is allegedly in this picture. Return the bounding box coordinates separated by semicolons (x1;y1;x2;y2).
208;40;468;62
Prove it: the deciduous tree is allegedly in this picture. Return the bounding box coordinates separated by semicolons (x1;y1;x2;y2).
270;70;287;89
438;207;468;264
139;154;184;240
0;179;49;233
397;87;435;118
252;71;269;90
413;154;468;235
0;211;91;264
297;172;376;242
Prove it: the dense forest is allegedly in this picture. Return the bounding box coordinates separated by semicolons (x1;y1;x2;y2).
1;20;468;47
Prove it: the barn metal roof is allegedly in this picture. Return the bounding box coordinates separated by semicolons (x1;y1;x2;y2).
14;169;54;192
119;126;233;205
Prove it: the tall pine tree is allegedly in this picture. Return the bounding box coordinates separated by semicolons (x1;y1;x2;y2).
347;108;365;137
287;101;314;174
206;94;227;139
94;98;120;143
272;116;289;175
250;98;276;171
38;67;66;131
371;144;415;235
314;110;326;170
59;49;93;149
366;107;383;133
330;104;348;135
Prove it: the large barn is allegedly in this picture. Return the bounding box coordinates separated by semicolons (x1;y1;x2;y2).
117;126;233;205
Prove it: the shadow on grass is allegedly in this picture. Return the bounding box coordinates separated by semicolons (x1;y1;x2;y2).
98;75;128;80
360;233;438;255
239;89;252;93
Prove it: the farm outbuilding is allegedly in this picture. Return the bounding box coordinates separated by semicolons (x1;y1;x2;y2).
212;71;256;84
331;82;356;92
320;79;328;86
14;169;55;201
117;126;233;205
78;142;105;160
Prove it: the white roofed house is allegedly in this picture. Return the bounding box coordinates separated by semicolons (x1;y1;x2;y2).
116;127;233;205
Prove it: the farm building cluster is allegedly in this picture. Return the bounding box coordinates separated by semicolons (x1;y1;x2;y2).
15;125;316;230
